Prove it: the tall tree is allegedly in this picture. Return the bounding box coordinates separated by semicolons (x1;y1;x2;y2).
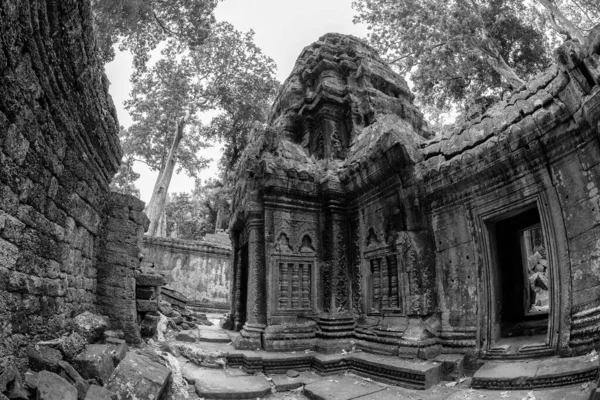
122;22;278;236
91;0;219;70
533;0;600;45
353;0;552;110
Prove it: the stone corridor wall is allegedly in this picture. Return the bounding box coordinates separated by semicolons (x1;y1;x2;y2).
141;236;232;303
0;0;123;368
96;193;149;343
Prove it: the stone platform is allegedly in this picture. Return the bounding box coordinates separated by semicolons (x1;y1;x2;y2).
472;352;599;390
226;349;442;390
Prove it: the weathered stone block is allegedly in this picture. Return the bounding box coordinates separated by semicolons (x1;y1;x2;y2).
73;312;109;343
27;344;63;373
72;345;115;385
105;352;171;400
136;299;158;313
105;339;128;367
84;385;118;400
135;286;155;300
36;371;77;400
0;361;28;399
140;313;160;338
58;360;90;400
135;273;166;287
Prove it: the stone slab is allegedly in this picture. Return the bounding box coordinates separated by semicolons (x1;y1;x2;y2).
136;299;158;313
37;370;77;400
472;353;599;390
270;371;324;391
360;384;459;400
105;352;171;400
84;385;118;400
197;329;231;343
182;364;271;399
72;344;115;385
445;385;593;399
136;273;166;287
303;375;386;400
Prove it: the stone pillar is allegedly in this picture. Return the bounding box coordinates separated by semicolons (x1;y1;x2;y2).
234;216;267;349
96;193;149;344
325;203;350;313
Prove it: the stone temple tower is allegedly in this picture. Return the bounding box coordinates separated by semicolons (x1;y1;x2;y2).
228;29;600;360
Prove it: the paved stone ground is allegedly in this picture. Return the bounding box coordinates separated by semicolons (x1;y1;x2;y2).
175;323;596;400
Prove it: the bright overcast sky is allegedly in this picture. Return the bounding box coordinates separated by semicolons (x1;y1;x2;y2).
104;0;368;204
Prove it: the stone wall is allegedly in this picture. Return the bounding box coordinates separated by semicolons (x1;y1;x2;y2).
141;236;231;303
96;193;149;343
0;0;127;368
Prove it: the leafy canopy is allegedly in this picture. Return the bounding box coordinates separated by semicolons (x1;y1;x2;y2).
92;0;219;70
353;0;552;110
120;21;278;180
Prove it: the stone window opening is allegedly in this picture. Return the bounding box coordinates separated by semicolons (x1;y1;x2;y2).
367;254;402;315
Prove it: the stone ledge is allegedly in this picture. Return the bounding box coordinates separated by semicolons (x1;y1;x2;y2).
472;352;599;390
226;349;442;390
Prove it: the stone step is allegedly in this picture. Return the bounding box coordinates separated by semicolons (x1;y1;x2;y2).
471;352;599;390
182;364;272;399
226;349;442;389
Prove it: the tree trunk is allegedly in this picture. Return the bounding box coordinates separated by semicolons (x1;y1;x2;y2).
145;112;189;236
472;34;526;90
538;0;586;45
483;51;526;89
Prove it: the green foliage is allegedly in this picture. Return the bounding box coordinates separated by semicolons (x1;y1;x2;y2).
165;177;232;239
92;0;219;70
121;21;278;181
353;0;552;110
109;156;141;197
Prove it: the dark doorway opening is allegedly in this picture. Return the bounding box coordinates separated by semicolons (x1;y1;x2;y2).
492;207;550;348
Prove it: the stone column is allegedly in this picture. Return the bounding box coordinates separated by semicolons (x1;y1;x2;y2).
234;215;267;349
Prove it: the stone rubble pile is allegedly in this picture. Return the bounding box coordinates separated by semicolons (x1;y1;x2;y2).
160;286;213;331
0;311;171;400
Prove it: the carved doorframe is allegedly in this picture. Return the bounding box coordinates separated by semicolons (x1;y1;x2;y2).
475;188;571;356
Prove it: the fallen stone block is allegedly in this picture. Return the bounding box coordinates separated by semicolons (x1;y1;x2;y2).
72;345;115;385
140;312;160;337
102;331;124;341
23;371;38;392
135;273;166;287
158;300;174;317
135;286;156;300
105;339;128;367
58;360;90;400
0;360;28;399
84;385;117;400
175;331;196;343
136;299;158;313
161;286;187;310
27;344;63;373
39;333;87;361
105;352;171;400
61;333;87;361
74;312;109;343
36;371;77;400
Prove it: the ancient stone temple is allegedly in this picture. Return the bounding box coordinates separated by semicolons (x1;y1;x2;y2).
229;29;600;359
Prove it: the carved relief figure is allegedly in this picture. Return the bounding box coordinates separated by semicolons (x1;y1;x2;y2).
331;130;345;160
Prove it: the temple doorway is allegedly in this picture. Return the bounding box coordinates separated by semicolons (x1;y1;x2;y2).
488;206;551;353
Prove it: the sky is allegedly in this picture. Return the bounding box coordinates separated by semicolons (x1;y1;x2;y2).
104;0;368;204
